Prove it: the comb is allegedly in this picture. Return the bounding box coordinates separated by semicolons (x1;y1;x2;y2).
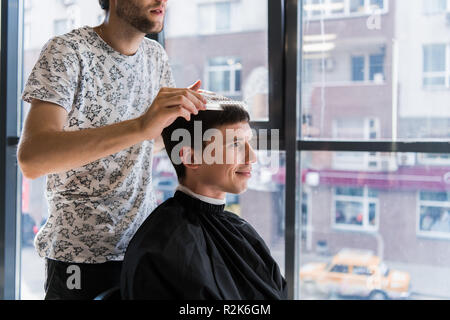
199;90;248;111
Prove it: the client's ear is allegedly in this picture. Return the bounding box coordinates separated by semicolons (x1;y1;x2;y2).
180;146;200;169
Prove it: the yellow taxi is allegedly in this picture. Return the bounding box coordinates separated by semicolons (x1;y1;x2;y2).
299;249;411;299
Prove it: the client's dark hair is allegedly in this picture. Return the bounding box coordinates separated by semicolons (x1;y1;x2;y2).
98;0;109;11
162;105;250;182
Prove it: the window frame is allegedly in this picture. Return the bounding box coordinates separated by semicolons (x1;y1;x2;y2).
416;190;450;240
332;186;380;232
2;0;450;301
422;43;450;89
0;0;21;300
197;0;233;35
294;0;450;300
351;52;385;84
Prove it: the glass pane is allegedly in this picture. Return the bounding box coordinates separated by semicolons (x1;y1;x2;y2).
370;0;384;10
423;44;446;72
351;56;365;82
423;77;446;87
165;0;269;121
216;2;231;31
350;0;365;13
300;0;450;140
423;0;447;14
298;151;450;300
369;54;385;82
20;0;104;300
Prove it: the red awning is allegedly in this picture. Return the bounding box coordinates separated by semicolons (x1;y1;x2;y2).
302;167;450;191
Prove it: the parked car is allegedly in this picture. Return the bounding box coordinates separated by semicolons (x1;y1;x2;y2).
300;248;411;300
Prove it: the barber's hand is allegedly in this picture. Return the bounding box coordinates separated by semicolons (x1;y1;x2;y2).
139;80;207;140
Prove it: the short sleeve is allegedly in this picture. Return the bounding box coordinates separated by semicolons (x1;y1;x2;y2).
22;37;80;113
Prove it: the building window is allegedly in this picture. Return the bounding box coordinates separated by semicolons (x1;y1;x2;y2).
423;44;449;88
418;153;450;166
333;186;379;231
350;0;365;13
418;191;450;238
423;0;448;15
351;56;365;82
198;1;232;34
206;57;242;97
351;53;385;83
304;0;386;19
369;54;385;81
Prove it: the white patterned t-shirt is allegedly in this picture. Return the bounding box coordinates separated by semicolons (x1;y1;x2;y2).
22;26;175;263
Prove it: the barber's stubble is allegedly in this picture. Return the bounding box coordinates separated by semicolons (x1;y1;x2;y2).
116;0;165;34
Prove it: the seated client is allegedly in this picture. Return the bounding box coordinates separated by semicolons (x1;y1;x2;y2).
120;104;287;299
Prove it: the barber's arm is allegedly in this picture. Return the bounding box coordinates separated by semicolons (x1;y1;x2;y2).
17;86;206;180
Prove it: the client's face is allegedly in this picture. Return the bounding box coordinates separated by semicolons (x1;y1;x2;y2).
196;121;257;195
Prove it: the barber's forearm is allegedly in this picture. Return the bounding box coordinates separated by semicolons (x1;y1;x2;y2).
18;117;151;179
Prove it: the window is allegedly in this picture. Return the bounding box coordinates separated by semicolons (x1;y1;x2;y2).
333;186;378;231
351;53;385;83
423;44;448;88
304;0;386;19
206;57;242;98
19;0;104;300
353;265;373;275
418;191;450;238
369;54;384;82
350;0;365;13
165;0;269;122
370;0;384;10
198;1;232;34
299;152;450;299
351;56;365;82
423;0;448;15
330;264;349;273
418;153;450;165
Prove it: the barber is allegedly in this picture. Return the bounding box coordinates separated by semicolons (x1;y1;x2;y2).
17;0;205;299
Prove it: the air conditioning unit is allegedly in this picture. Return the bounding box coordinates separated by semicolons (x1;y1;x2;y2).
397;153;416;166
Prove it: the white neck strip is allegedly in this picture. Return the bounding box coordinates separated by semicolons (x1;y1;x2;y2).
176;184;226;205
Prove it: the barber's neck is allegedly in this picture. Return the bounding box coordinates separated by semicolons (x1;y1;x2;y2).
180;179;226;201
95;13;146;56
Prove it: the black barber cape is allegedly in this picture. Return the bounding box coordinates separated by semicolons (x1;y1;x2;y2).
120;190;287;300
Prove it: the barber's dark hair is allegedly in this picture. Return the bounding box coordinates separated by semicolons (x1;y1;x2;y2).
98;0;109;11
162;105;250;182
